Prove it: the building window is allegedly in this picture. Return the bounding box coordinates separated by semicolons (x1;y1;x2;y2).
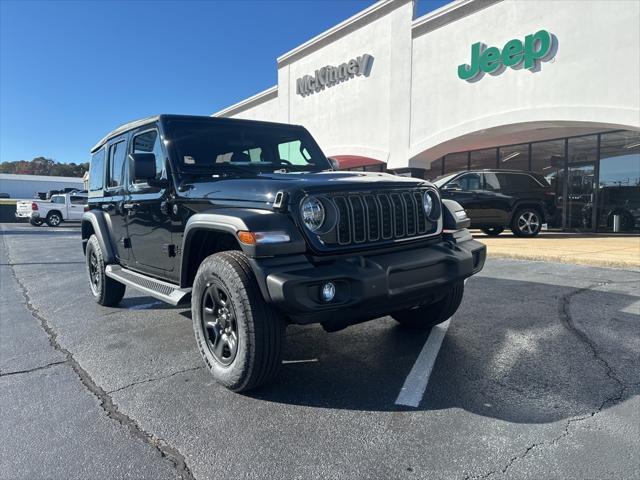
470;148;496;170
531;139;565;227
443;152;468;174
498;143;529;170
426;158;443;179
566;135;598;229
597;131;640;232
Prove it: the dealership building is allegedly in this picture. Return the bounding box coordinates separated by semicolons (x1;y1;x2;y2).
215;0;640;232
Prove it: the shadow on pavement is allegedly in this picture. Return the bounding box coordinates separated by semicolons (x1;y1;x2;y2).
246;277;639;424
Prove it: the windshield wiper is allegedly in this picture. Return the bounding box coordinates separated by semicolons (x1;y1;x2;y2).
182;164;260;178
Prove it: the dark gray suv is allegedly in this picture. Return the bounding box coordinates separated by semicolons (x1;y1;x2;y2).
434;169;556;237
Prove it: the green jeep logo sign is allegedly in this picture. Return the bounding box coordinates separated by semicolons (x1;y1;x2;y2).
458;29;556;81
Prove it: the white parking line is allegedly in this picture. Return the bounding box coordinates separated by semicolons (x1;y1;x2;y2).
395;318;451;408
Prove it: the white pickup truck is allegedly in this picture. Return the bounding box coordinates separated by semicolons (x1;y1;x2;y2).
16;192;87;227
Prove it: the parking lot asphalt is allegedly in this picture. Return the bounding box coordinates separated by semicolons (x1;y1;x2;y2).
1;223;638;480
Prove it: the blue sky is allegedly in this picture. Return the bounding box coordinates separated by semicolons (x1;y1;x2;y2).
0;0;449;164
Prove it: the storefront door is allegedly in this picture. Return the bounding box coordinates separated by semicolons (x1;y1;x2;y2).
566;136;598;231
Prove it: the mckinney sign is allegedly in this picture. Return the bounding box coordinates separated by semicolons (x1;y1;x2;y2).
296;54;373;96
458;30;556;81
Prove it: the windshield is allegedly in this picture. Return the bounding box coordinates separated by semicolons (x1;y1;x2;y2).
432;173;460;187
165;120;331;175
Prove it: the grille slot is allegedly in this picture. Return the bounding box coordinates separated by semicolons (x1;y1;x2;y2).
348;195;367;243
334;196;351;245
329;189;438;248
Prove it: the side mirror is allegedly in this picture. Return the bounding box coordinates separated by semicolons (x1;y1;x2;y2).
328;158;340;171
442;182;462;191
129;153;156;182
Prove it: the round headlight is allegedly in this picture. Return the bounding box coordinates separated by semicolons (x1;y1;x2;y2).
423;191;433;218
423;190;441;221
300;196;325;232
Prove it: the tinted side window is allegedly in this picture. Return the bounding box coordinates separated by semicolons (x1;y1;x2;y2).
484;173;501;191
132;129;165;182
457;173;482;191
108;141;127;188
52;196;65;204
496;173;535;193
89;149;105;191
70;196;87;205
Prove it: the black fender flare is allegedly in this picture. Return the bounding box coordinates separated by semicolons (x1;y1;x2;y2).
180;208;307;287
81;211;117;264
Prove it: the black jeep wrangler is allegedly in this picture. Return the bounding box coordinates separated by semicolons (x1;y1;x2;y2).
82;115;485;392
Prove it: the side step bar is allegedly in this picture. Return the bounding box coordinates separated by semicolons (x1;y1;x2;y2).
105;265;191;306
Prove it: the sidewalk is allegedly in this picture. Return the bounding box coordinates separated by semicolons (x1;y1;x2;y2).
475;231;640;270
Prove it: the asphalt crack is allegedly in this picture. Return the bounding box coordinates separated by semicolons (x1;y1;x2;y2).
2;232;195;480
108;366;204;394
467;281;632;479
0;360;67;378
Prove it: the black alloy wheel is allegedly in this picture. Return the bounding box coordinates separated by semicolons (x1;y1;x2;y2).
201;281;239;366
88;249;101;295
192;251;285;392
85;234;126;306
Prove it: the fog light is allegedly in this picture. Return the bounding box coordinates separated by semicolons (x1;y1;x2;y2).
321;282;336;302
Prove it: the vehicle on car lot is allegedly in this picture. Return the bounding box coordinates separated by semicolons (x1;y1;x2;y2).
581;185;640;231
16;191;87;226
433;169;555;237
81;115;486;392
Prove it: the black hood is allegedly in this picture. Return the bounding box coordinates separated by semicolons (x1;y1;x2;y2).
178;171;430;209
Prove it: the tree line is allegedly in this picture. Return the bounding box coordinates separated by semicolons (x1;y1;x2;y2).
0;157;88;177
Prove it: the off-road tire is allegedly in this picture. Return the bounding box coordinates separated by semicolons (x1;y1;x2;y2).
46;211;62;227
511;207;542;237
392;281;464;328
481;227;504;236
192;251;285;392
86;235;126;306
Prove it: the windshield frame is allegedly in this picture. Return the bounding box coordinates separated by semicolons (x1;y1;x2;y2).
162;118;332;177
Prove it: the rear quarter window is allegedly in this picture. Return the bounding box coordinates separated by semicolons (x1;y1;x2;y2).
89;149;105;193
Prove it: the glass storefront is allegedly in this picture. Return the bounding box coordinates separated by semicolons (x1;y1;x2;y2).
469;148;497;170
499;143;529;171
598;131;640;232
531;139;565;227
434;129;640;233
443;151;468;174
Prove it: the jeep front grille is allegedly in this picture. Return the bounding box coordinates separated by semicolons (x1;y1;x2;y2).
326;189;439;247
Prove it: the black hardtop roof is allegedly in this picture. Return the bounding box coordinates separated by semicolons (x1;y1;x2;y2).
90;114;305;153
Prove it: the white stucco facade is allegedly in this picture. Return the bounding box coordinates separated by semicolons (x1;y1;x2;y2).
214;0;640;176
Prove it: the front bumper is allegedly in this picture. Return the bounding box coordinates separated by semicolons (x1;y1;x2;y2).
251;233;486;324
